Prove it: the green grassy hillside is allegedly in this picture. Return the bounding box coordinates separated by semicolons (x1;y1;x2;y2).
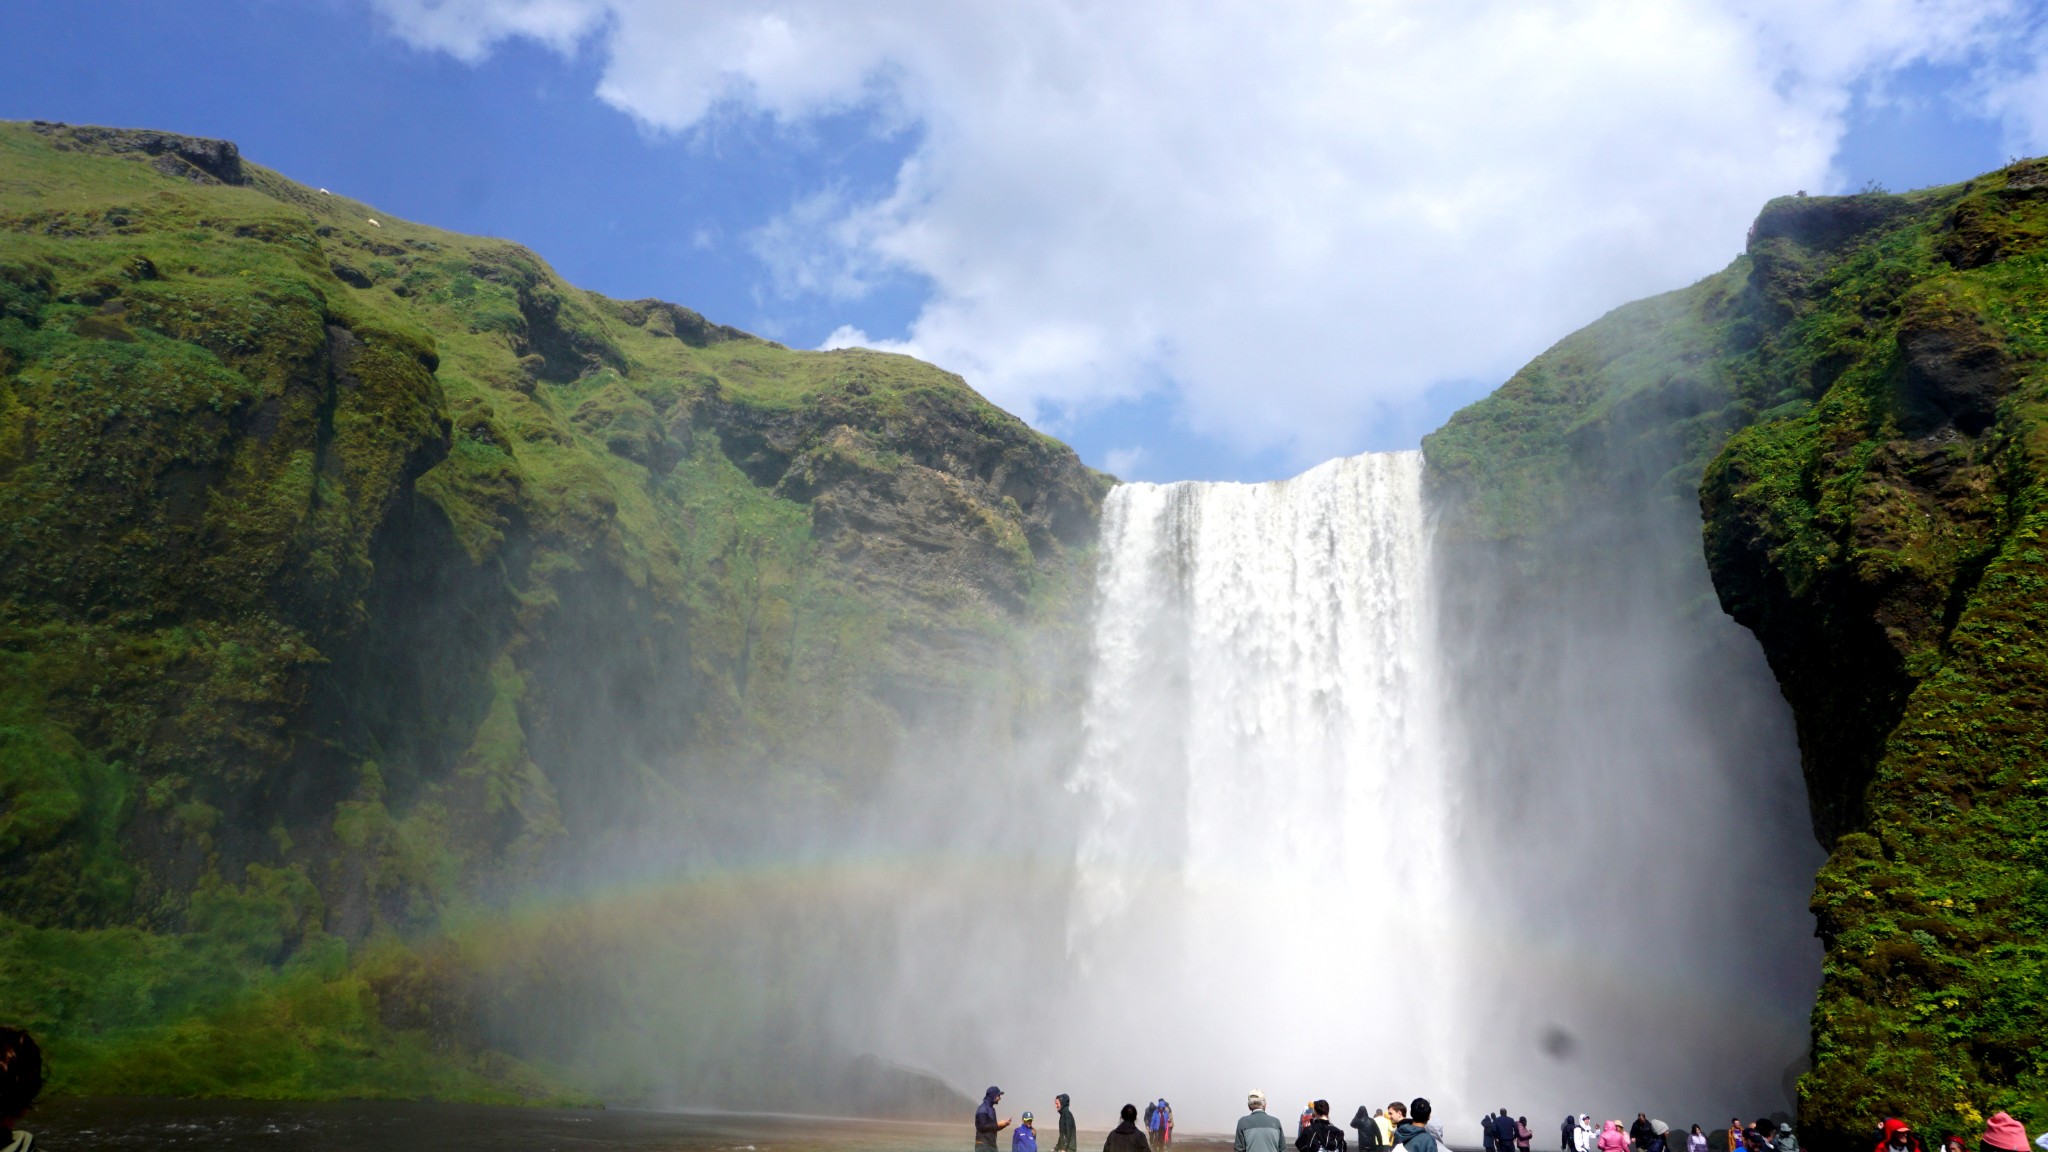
1428;166;2048;1145
0;121;1105;1105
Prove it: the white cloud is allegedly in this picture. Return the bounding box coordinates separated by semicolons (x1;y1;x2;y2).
1102;446;1149;479
372;0;2045;463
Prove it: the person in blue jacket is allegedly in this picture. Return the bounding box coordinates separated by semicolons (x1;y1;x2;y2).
1015;1112;1039;1152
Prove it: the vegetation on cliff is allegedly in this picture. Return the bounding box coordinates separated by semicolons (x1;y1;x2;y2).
0;121;1105;1105
1428;165;2048;1144
1702;167;2048;1143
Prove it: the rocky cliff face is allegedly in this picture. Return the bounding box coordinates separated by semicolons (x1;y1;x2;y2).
0;121;1104;1107
1430;163;2048;1146
1702;168;2048;1145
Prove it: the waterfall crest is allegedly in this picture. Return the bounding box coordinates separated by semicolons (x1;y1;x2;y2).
1057;448;1818;1133
1066;451;1463;1111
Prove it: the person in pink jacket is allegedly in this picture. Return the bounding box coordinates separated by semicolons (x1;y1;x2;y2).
1599;1122;1632;1152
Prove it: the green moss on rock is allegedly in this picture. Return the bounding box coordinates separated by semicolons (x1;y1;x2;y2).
0;119;1107;1105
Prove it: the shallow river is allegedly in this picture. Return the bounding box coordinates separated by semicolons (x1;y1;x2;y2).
25;1099;1230;1152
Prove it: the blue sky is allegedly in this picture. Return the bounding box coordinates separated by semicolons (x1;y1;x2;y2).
0;0;2034;481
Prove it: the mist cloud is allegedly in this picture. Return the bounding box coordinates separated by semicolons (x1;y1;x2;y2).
373;0;2043;464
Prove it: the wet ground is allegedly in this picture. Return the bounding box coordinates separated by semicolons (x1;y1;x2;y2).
23;1098;1236;1152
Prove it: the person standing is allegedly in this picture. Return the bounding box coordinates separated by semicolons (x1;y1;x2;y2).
1519;1117;1534;1152
1688;1126;1707;1152
1353;1107;1383;1152
1160;1101;1175;1148
1633;1116;1656;1152
1600;1120;1631;1152
1576;1117;1595;1152
1056;1095;1077;1152
1495;1111;1519;1152
1017;1114;1040;1152
1238;1092;1287;1152
1564;1117;1582;1152
1298;1101;1348;1152
1982;1112;2031;1152
1393;1098;1439;1152
1376;1107;1395;1149
1105;1105;1150;1152
0;1029;41;1152
978;1088;1012;1152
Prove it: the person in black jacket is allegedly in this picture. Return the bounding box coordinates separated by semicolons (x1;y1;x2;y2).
1353;1107;1383;1151
1632;1117;1655;1152
1298;1101;1347;1152
1056;1095;1077;1152
1105;1104;1151;1152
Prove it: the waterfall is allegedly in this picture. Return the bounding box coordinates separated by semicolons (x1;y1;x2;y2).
1058;449;1819;1133
1065;451;1465;1114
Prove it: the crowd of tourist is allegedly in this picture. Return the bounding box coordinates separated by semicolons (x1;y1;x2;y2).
973;1086;2045;1152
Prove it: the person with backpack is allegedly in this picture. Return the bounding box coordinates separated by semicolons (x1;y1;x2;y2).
1299;1101;1347;1152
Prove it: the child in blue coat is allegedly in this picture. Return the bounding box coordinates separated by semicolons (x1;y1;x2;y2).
1015;1112;1039;1152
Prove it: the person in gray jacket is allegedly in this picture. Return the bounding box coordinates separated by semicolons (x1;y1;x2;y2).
1238;1091;1288;1152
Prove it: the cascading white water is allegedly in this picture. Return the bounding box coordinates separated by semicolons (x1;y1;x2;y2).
1056;448;1819;1135
1064;451;1467;1120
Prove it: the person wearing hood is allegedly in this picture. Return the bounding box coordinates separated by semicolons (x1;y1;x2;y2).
1393;1098;1439;1152
978;1087;1013;1152
1238;1092;1287;1152
1353;1107;1383;1151
1771;1124;1795;1152
1158;1101;1174;1148
1563;1117;1581;1152
1576;1118;1595;1152
1982;1113;2031;1152
1647;1120;1669;1152
1297;1100;1347;1152
1016;1113;1040;1152
1874;1120;1927;1152
1105;1105;1150;1152
1599;1121;1631;1152
1055;1095;1077;1152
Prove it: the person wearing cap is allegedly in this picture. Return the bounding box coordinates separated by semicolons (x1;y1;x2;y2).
1982;1112;2031;1152
1055;1095;1077;1152
978;1087;1013;1152
1015;1112;1040;1152
1238;1091;1287;1152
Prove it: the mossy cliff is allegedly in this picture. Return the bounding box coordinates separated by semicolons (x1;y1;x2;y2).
1428;166;2048;1143
0;121;1104;1105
